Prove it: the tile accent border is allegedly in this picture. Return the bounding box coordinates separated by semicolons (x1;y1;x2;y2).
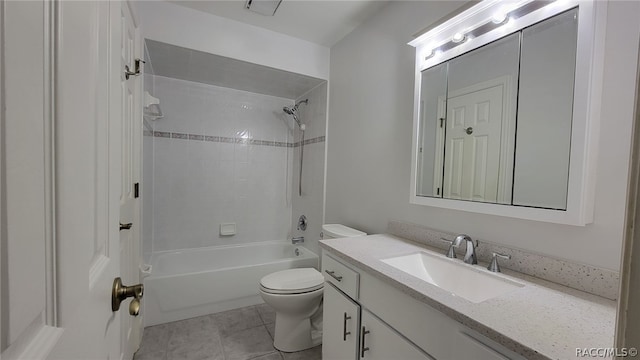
146;130;325;149
387;220;620;300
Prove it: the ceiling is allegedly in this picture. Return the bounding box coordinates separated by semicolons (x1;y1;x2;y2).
146;39;325;99
167;0;390;47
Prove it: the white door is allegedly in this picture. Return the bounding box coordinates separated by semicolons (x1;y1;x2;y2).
443;85;503;202
44;1;141;359
119;2;144;358
360;310;433;360
322;284;360;360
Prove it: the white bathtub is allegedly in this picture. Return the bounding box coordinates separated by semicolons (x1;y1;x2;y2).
144;241;318;326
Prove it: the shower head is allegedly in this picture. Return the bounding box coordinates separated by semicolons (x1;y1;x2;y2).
283;100;308;131
283;106;295;115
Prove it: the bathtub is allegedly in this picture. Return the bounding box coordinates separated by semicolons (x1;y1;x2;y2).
143;241;318;326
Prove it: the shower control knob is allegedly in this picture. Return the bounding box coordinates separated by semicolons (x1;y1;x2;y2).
297;215;307;231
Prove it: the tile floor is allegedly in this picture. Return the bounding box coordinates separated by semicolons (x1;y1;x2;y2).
134;304;322;360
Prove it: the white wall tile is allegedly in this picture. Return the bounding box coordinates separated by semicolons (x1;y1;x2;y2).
148;77;296;252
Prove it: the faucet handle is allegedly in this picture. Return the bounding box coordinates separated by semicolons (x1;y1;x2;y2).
487;252;511;273
439;238;457;259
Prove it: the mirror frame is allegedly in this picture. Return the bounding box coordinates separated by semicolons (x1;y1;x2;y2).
408;0;605;226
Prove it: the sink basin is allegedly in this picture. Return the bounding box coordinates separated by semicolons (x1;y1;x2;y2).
381;252;524;303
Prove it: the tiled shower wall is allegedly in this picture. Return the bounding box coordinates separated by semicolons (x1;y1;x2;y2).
291;83;327;255
145;75;297;253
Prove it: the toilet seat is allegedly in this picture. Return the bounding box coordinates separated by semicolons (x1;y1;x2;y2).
260;268;324;295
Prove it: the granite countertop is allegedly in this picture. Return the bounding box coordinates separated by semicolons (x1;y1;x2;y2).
319;234;617;360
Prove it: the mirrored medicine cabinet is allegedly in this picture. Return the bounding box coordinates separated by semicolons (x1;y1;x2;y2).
409;0;605;225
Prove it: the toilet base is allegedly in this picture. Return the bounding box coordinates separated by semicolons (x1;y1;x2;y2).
273;312;322;352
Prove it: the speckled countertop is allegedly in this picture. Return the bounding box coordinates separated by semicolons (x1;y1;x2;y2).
319;234;617;360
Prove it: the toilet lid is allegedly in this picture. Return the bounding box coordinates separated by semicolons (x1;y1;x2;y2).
260;268;324;293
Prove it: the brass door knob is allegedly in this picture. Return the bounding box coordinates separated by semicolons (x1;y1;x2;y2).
112;277;143;316
129;298;140;316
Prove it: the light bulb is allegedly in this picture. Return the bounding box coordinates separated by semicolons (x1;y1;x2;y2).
491;12;508;24
452;33;466;43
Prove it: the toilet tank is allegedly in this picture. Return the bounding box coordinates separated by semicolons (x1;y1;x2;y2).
321;224;366;239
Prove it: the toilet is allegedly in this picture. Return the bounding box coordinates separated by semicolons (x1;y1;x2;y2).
259;224;366;352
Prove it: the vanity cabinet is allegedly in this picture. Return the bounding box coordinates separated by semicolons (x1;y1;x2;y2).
322;283;432;360
322;283;360;360
321;252;525;360
360;310;434;360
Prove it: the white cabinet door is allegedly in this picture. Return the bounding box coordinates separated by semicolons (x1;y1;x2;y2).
451;331;521;360
323;283;360;360
360;310;434;360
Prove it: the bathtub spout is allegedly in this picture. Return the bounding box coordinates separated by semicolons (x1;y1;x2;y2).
292;236;304;244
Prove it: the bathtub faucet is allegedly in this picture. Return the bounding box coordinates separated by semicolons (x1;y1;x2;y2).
292;236;304;244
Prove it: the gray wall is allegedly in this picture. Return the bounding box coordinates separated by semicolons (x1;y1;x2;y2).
326;1;640;271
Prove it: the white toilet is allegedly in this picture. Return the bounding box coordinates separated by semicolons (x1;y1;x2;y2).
259;224;365;352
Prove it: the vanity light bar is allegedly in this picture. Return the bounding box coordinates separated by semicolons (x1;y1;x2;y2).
424;0;555;61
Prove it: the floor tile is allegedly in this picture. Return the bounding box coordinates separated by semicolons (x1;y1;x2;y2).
138;305;318;360
167;337;224;360
255;303;276;324
221;325;277;360
265;322;276;341
139;324;170;353
166;315;220;350
213;306;264;336
134;350;167;360
252;352;283;360
281;345;322;360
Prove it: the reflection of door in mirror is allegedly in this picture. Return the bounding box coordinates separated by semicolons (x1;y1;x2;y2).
444;82;503;203
444;33;520;205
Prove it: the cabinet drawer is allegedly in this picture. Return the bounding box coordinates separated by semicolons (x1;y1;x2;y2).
322;252;359;299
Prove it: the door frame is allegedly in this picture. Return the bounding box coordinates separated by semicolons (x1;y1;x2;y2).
0;0;61;358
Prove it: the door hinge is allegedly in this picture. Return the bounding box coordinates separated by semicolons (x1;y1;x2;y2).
134;182;139;198
419;147;423;153
439;118;445;128
437;187;440;196
124;58;145;80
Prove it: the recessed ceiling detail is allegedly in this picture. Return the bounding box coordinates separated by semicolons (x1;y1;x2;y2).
145;39;325;100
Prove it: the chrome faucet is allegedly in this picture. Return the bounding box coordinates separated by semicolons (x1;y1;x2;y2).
292;236;304;244
451;234;478;265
